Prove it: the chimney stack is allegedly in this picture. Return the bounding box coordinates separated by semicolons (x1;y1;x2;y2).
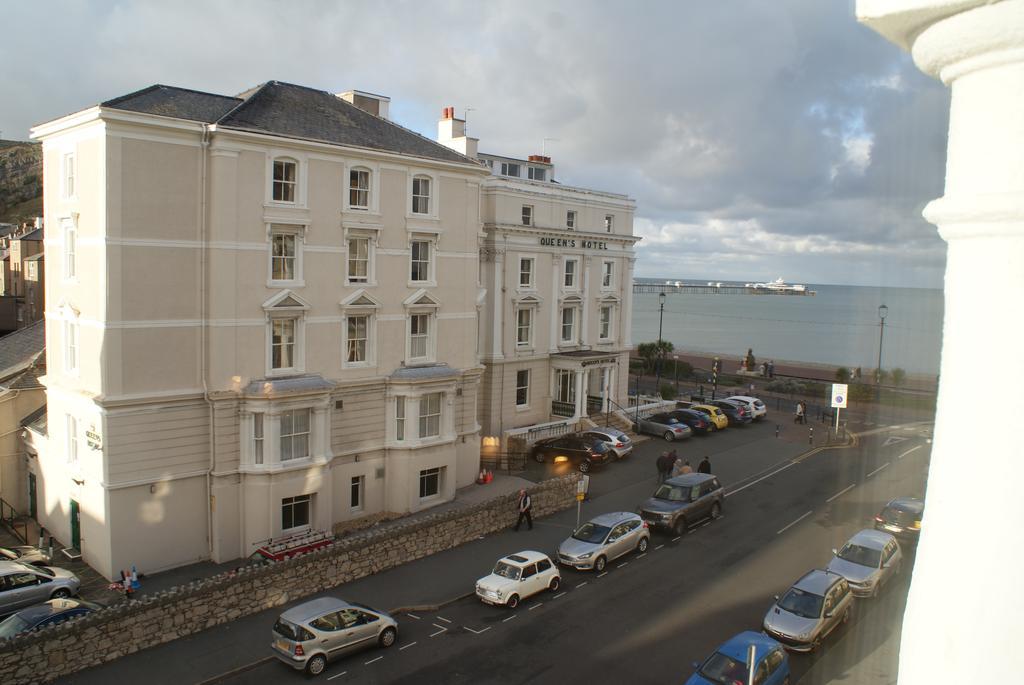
436;105;478;159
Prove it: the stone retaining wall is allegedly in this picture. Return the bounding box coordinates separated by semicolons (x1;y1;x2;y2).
0;474;579;684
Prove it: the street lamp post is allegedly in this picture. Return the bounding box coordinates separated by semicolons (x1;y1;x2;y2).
655;292;666;398
673;354;680;396
876;304;889;389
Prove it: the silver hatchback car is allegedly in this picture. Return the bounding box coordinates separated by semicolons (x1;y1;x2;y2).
0;561;80;617
580;427;634;459
271;597;397;676
557;512;650;572
826;529;903;598
763;569;853;652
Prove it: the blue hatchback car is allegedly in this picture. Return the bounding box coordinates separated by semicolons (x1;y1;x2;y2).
685;631;790;685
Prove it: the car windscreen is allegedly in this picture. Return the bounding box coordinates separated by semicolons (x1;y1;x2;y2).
699;651;750;684
0;614;33;639
838;543;882;568
493;561;522;580
572;523;611;544
653;485;689;502
778;587;824;618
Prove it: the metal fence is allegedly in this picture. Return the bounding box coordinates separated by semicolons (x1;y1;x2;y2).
0;498;27;544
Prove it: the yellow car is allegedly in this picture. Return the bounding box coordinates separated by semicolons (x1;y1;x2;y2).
690;404;729;431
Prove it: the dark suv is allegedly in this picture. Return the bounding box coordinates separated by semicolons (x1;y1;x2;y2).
637;472;724;535
873;497;924;543
532;434;612;473
709;399;753;426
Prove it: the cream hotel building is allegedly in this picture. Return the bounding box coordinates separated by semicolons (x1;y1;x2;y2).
29;82;636;579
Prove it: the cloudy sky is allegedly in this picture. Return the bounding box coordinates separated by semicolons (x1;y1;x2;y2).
1;0;950;288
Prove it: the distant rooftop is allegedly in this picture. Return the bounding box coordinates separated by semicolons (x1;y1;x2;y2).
0;320;44;380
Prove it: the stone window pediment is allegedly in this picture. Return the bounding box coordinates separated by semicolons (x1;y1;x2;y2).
263;289;311;312
339;289;381;309
403;289;440;309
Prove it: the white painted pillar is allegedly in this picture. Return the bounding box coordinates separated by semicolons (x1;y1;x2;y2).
490;249;504;360
550;256;562;352
622;257;636;349
581;257;592;345
858;3;1024;683
573;369;586;418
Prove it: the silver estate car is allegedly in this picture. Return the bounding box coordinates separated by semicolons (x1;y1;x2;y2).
271;597;397;676
557;512;650;572
0;561;80;617
826;529;903;598
763;569;853;652
580;427;634;459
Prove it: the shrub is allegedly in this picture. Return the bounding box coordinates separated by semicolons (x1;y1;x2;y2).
835;367;850;383
660;383;676;400
767;379;806;394
890;368;906;386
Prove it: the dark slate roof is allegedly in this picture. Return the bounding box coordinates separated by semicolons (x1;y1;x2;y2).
100;81;473;165
242;374;335;397
0;321;44;380
390;363;459;381
18;228;43;241
7;365;45;390
21;404;47;434
101;85;242;123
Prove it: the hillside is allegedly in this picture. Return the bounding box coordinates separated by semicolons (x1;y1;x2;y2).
0;140;43;224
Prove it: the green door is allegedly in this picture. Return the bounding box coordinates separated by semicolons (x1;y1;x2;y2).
27;473;36;519
70;499;81;549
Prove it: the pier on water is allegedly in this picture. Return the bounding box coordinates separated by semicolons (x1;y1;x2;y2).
633;283;815;296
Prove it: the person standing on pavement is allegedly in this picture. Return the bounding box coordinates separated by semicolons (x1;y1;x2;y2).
514;488;533;531
656;452;672;482
698;456;712;474
675;459;693;476
794;401;805;424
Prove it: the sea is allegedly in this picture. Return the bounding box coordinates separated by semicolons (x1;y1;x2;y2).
630;280;944;376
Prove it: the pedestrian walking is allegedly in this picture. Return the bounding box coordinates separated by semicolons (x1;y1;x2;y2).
698;456;712;474
759;362;766;377
674;459;693;476
657;452;673;482
513;488;533;531
768;360;775;378
794;401;805;424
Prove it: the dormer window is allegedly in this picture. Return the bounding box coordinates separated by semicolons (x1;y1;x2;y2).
500;162;520;177
272;159;298;203
528;166;546;181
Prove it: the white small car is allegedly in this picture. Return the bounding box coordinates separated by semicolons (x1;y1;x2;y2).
475;551;561;609
726;395;767;420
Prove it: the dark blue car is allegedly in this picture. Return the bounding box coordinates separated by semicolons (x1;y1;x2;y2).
685;631;790;685
0;598;101;639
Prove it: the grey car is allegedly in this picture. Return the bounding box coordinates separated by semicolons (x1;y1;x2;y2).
637;472;724;536
0;545;51;567
0;561;80;617
557;512;650;572
580;427;634;459
763;569;854;652
826;529;903;598
633;412;693;441
271;597;398;676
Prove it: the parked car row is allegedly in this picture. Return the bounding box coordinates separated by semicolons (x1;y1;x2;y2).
0;551;93;640
530;426;634;473
686;495;922;683
633;395;766;441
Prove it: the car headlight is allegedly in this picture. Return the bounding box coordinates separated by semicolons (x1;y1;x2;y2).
579;552;593;559
496;590;503;598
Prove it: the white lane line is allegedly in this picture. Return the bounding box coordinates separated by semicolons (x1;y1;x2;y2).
655;544;665;550
528;602;543;611
575;581;588;589
726;461;799;497
429;624;448;637
399;642;417;651
637;553;647;559
463;625;491;635
826;483;857;503
435;616;452;624
365;656;383;665
616;562;629;568
898;445;924;460
553;591;566;599
867;462;890;478
405;613;421;620
597;571;608;578
327;672;348;681
697;520;711;528
777;510;813;535
672;536;682;542
502;615;517;623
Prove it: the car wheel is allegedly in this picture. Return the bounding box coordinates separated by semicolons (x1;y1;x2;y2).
51;588;72;599
379;627;397;648
663;431;675;441
305;654;327;677
506;594;520;609
549;577;560;592
637;536;649;553
710;502;721;519
594;556;607;573
673;517;687;536
533;451;545;463
578;460;591;474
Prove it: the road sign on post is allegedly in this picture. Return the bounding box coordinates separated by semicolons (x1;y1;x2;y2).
831;383;848;433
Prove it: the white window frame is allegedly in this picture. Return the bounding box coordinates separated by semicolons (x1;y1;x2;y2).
409;238;434;285
419;467;443;500
62;152;76;199
563;258;579;289
566;210;576;230
346;232;376;286
345;314;370;365
518;257;535;289
268;224;305;287
522;205;533;226
64;319;79;373
604;214;614;232
348;167;371;210
412;175;431;215
281;494;312;533
395;397;406;441
408;312;434;363
62;218;76;281
500;162;520;178
279;408;312;462
555;369;576;405
516;307;533;348
418;392;442;439
253;413;265;465
240;395;329;473
66;415;78;465
602;260;615;289
516;369;530;409
350;475;365;512
560;306;578;344
271;158;298;204
269;317;299;373
340;289;379;369
263;290;310;376
599;305;614;341
528;166;546;181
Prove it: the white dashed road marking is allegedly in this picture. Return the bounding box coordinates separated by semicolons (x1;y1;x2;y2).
867;462;890;478
405;613;420;620
327;672;348;681
616;562;629;568
429;624;448;637
576;581;588;588
399;642;417;651
637;553;647;559
826;483;857;503
435;616;452;624
671;536;681;542
365;656;383;665
898;445;924;460
777;510;813;535
553;592;566;599
655;544;664;550
464;625;491;635
502;615;517;623
528;602;543;611
597;571;608;578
